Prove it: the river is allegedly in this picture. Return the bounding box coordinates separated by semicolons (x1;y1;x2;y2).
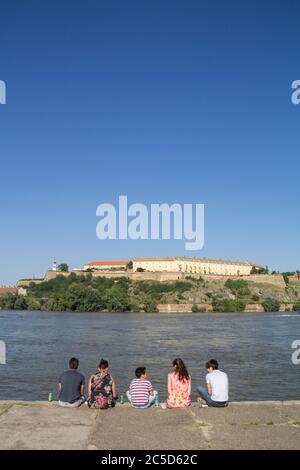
0;310;299;401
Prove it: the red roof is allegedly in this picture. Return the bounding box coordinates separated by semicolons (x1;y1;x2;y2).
0;287;17;295
86;261;129;266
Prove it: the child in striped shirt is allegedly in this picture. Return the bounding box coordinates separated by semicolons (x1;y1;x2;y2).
127;367;158;408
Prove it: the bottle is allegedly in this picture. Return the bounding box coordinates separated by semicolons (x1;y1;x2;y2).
48;392;52;402
120;394;124;404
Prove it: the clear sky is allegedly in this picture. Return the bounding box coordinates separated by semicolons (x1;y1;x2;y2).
0;0;299;285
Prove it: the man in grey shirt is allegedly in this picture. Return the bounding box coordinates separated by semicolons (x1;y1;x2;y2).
58;357;85;407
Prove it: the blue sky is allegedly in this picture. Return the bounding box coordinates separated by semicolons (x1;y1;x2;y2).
0;0;299;285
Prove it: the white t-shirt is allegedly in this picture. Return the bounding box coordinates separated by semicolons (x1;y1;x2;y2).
206;370;229;402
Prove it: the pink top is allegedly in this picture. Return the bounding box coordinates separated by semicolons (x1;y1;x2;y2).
166;372;191;408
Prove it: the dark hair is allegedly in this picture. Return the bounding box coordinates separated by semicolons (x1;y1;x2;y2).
99;359;109;370
206;359;219;370
69;357;79;369
172;358;189;382
135;367;146;378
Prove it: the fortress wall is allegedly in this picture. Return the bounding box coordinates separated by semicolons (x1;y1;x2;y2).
16;279;44;287
157;272;182;281
22;271;285;288
44;271;71;281
158;302;294;314
244;274;285;288
280;303;294;312
200;274;285;288
245;303;263;312
91;272;129;279
130;272;160;281
288;275;300;284
157;303;213;313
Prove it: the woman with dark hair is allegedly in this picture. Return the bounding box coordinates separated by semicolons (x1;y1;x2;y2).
162;358;191;408
88;359;117;409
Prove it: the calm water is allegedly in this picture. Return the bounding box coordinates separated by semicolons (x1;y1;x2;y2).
0;310;299;401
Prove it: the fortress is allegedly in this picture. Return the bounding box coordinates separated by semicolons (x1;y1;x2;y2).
18;256;287;294
132;256;260;276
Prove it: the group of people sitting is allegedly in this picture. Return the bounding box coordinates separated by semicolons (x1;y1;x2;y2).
58;357;229;410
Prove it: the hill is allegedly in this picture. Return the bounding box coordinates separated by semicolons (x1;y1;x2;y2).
1;273;300;313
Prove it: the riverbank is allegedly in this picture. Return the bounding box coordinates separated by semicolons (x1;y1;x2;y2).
2;273;300;314
0;401;300;450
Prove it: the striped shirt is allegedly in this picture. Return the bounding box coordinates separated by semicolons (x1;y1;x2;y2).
129;379;153;406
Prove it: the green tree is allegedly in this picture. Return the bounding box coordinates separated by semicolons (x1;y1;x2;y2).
63;284;104;312
26;296;41;311
191;304;206;313
58;263;69;272
45;296;68;312
212;298;246;313
143;297;158;312
250;266;268;274
282;273;290;285
0;293;17;310
14;295;28;310
104;286;131;312
252;294;260;302
237;287;251;297
262;297;281;312
129;302;140;312
225;279;248;292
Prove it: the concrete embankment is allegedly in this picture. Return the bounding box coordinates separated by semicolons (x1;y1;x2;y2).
0;401;300;450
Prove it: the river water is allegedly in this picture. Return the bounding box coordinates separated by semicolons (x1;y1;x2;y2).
0;310;299;401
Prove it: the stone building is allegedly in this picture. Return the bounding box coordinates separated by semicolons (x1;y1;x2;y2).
132;256;261;276
83;261;129;272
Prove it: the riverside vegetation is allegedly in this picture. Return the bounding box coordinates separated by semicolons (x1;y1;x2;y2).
1;274;300;313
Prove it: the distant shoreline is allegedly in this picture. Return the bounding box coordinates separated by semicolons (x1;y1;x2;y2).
1;309;298;316
1;275;300;314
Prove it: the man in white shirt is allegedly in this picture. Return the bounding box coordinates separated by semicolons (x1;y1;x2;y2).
197;359;229;408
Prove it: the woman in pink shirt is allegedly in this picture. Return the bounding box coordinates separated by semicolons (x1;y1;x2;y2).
162;358;191;408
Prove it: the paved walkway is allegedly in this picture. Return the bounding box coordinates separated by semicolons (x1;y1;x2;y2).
0;401;300;450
